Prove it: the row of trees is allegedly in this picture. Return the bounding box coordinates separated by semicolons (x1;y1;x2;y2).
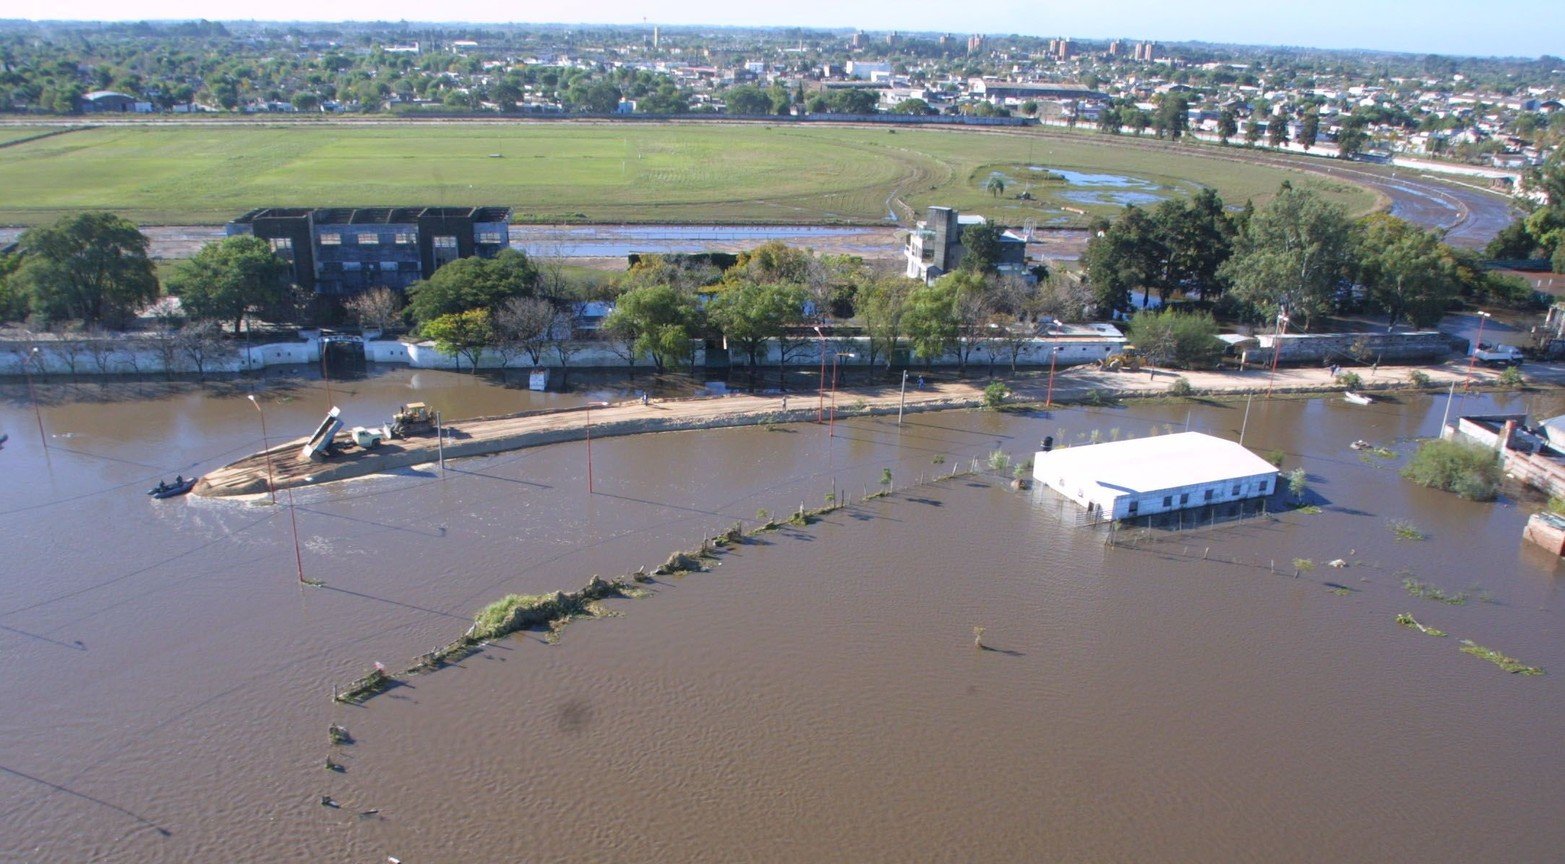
1084;184;1531;332
1486;152;1565;273
0;213;302;331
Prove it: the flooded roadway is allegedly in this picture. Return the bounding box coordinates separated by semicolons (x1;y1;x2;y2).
2;369;1562;861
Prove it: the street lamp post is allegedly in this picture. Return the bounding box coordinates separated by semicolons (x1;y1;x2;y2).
828;352;855;438
585;400;610;493
1464;310;1491;393
1045;346;1062;408
1266;311;1290;399
24;347;47;450
246;394;278;505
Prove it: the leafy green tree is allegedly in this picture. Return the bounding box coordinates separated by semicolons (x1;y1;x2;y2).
859;276;913;368
0;251;25;322
1244;116;1263;146
901;279;960;368
959;221;1003;274
1300;109;1321;150
165;235;290;332
1217;108;1238;145
1153;92;1189;140
1083;205;1160;314
1149;189;1234;301
12;213;158;327
424;308;494;373
825;88;879;115
707;279;808;388
406;249;538;326
1218;186;1355;326
984;175;1007;198
723;85;772;114
892;98;932;115
602;282;702;371
1355;214;1458;329
1125;309;1223;368
1267;111;1291;147
1336;114;1370;159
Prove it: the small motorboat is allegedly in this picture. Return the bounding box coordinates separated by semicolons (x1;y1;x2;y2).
1343;391;1374;405
148;476;197;499
1350;439;1372;451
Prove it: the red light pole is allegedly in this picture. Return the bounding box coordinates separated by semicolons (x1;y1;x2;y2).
1265;310;1290;399
1464;310;1491;393
1045;346;1062;408
585;400;610;493
246;394;278;505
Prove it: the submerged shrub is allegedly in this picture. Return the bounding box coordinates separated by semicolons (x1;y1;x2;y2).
1401;438;1501;501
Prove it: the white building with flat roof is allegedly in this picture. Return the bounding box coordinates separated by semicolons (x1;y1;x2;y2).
1033;432;1279;520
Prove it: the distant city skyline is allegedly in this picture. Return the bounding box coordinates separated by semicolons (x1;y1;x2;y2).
14;0;1562;60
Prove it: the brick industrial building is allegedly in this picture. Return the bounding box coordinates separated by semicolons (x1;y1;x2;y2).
225;206;512;296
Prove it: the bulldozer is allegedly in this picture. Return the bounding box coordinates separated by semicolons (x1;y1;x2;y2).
1097;346;1143;372
389;402;434;438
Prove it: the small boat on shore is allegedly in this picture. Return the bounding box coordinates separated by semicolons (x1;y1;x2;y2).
1343;391;1374;405
148;476;196;499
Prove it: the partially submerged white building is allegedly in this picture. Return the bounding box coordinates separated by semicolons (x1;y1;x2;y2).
1033;432;1279;520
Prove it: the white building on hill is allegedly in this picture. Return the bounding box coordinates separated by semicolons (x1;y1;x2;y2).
1033;432;1279;520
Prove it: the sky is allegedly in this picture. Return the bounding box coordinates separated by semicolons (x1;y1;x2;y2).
14;0;1563;59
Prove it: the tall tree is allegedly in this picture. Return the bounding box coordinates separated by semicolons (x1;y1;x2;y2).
707;280;808;388
491;295;556;367
959;222;1004;274
165;235;290;332
1154;92;1189;140
1217;108;1238;145
1336;114;1370;159
1267;111;1291;148
12;212;158;327
424;308;493;373
1244;116;1263;146
901;278;960;368
1299;109;1321;151
1218;186;1355;326
1355;214;1458;329
602;282;702;371
859;276;913;369
1083;205;1161;314
405;249;538;326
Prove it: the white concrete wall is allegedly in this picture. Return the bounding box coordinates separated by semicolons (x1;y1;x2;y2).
4;333;1126;377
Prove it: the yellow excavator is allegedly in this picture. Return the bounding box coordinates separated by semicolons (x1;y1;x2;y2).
1097;346;1143;372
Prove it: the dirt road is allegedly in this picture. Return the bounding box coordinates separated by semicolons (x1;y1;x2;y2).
194;359;1517;498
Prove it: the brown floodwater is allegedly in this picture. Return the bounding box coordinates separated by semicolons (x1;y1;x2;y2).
2;368;1562;862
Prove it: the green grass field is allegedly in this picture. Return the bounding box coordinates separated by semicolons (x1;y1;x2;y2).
0;122;1376;226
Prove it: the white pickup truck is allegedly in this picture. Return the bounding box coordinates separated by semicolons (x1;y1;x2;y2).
1471;343;1524;366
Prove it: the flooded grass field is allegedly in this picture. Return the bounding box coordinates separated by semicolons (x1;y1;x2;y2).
1;370;1561;861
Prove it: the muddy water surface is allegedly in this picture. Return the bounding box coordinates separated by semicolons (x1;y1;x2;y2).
2;371;1562;861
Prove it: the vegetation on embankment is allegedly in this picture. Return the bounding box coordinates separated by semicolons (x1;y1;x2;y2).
330;469;958;703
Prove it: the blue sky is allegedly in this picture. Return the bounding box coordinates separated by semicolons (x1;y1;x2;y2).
15;0;1562;58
